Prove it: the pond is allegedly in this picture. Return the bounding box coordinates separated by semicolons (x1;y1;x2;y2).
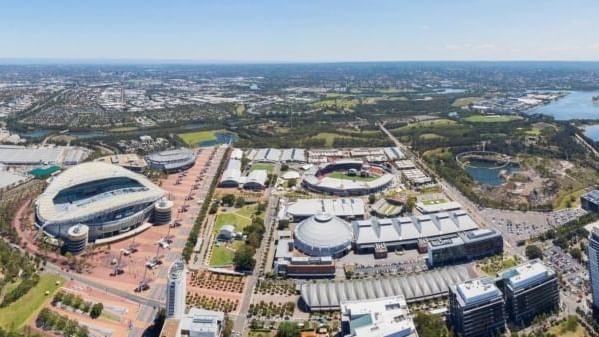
464;159;520;187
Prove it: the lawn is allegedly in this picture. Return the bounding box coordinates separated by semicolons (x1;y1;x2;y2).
251;163;274;173
451;96;481;108
210;241;244;266
235;204;260;219
395;119;458;132
464;115;523;123
0;274;64;330
311;98;359;110
548;317;586;337
419;133;445;141
178;129;224;146
328;171;379;182
308;132;352;147
525;127;542;136
214;212;252;233
554;187;588;210
108;126;139;133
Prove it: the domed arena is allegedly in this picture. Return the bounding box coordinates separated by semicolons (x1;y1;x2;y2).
293;213;354;257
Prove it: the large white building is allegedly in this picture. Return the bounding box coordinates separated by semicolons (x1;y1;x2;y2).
166;260;187;319
35;162;165;245
341;296;417;337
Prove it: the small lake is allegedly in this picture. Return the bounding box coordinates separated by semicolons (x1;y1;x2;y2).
465;159;520;187
531;91;599;120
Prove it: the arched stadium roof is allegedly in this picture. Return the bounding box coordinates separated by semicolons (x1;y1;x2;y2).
36;162;164;224
300;265;473;311
294;213;353;256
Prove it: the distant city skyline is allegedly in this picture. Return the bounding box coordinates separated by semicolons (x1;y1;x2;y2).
1;0;599;63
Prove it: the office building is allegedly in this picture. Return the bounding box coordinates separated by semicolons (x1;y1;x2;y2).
166;260;187;319
582;190;599;213
449;278;505;337
588;225;599;313
341;296;417;337
427;229;503;267
498;260;559;327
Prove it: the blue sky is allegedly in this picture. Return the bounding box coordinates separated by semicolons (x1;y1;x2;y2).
1;0;598;62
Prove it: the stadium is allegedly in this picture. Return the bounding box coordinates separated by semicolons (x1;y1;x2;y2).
302;159;394;196
35;162;166;246
293;213;354;257
146;148;197;173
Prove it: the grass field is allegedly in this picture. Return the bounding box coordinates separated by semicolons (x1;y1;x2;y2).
548;317;586;337
210;241;244;266
395;119;458;132
451;96;481;108
308;132;352;146
525;127;542;136
178;129;224;146
464;115;523;123
251;163;274;173
214;212;252;233
0;274;64;329
554;187;588;210
328;171;379;182
419;133;445;140
311;98;359;110
108;126;139;133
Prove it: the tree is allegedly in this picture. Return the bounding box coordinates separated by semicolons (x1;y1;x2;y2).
368;194;376;204
235;196;245;208
525;244;543;260
277;322;300;337
222;194;236;207
222;316;234;337
413;312;452;337
569;247;582;262
281;164;289;171
233;245;256;271
405;196;417;213
90;302;104;319
287;178;297;188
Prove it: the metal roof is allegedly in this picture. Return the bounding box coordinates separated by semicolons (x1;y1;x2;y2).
300;265;472;310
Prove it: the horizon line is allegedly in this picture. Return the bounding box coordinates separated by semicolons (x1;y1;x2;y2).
2;58;599;66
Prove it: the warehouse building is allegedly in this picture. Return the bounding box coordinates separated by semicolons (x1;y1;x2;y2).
300;265;473;311
352;210;479;253
242;169;268;190
278;198;365;222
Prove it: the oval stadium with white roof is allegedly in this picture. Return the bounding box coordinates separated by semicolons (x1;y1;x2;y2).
146;147;197;173
35;162;165;245
293;213;354;257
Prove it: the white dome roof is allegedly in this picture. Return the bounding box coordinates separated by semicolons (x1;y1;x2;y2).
294;213;353;257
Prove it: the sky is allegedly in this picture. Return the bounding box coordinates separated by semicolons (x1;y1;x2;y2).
1;0;599;63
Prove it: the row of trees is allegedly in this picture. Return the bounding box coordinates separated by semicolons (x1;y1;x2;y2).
182;148;231;262
0;274;39;307
52;291;103;318
233;209;267;271
35;308;90;337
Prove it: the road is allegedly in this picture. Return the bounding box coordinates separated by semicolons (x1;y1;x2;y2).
233;165;280;334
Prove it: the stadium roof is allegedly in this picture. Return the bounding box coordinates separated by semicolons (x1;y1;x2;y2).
294;213;353;256
36;162;164;224
301;265;472;310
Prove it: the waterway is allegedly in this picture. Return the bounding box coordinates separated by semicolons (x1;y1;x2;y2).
464;159;520;187
585;124;599;142
531;90;599;120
